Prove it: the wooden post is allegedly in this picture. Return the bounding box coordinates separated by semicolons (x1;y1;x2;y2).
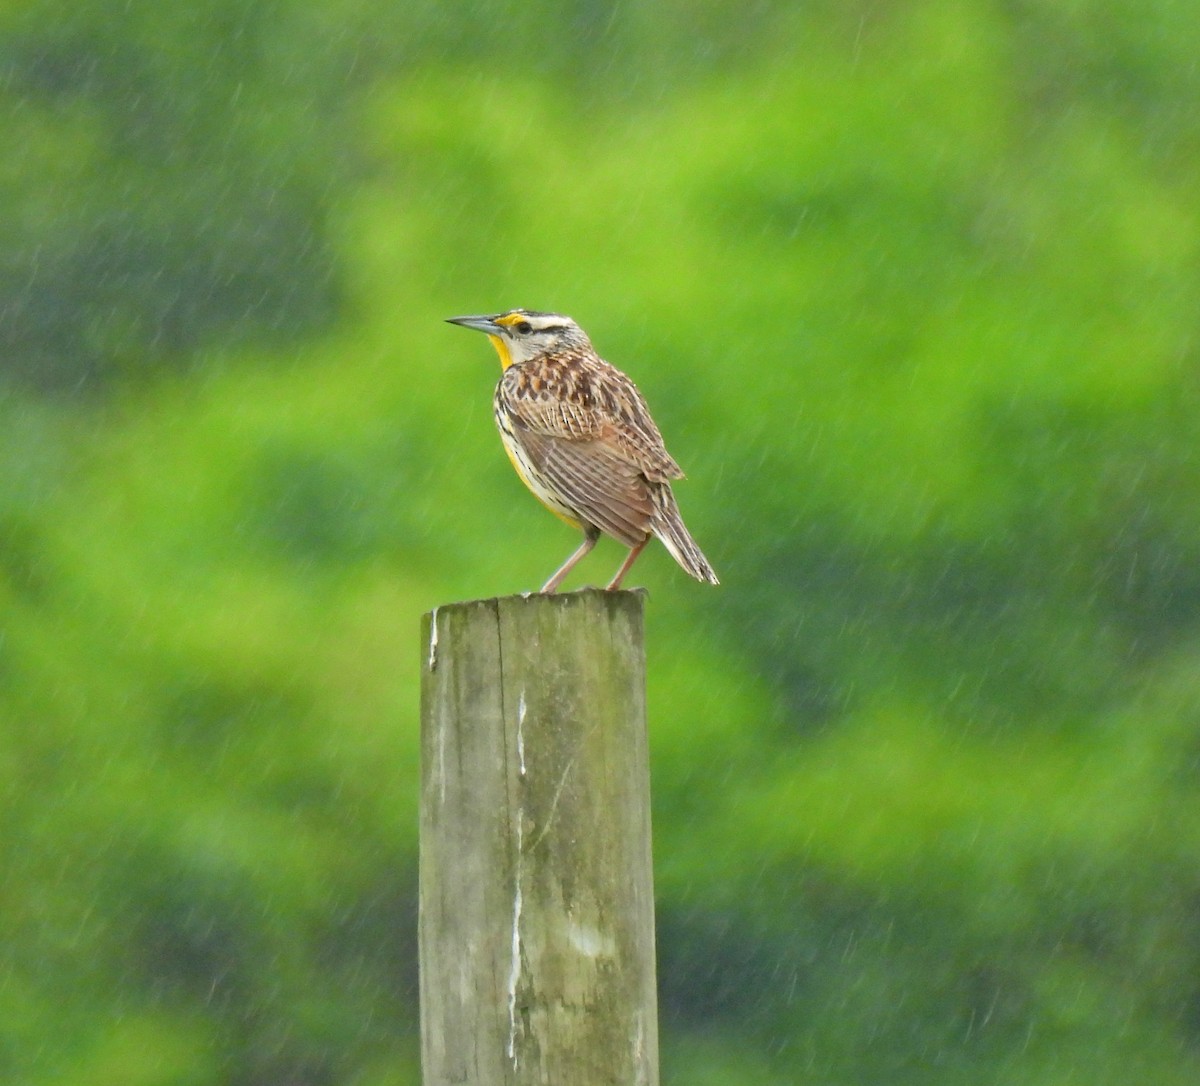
419;589;659;1085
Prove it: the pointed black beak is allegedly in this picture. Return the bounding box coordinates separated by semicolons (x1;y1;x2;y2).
446;314;502;335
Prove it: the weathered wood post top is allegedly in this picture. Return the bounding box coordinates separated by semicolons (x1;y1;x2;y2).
419;588;659;1086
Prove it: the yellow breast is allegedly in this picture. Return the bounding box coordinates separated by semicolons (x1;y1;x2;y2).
494;407;582;530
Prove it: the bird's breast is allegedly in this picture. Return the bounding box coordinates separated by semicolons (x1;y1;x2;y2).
493;400;582;529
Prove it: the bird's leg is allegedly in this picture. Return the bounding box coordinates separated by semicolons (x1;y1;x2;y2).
606;538;650;591
541;527;600;593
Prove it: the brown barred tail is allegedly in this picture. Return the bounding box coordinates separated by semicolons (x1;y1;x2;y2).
651;485;719;585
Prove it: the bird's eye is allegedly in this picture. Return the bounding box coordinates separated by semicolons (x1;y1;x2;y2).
515;321;533;335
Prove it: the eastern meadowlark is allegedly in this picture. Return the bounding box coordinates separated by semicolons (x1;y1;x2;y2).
447;309;719;593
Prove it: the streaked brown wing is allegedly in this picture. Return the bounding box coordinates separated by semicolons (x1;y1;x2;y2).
501;362;685;482
512;423;654;547
604;373;686;482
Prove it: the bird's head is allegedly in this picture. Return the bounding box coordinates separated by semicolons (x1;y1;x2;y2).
446;309;590;368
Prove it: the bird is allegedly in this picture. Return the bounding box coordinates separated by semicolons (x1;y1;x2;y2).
446;309;719;593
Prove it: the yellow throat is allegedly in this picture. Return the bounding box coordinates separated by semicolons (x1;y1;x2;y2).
487;334;514;369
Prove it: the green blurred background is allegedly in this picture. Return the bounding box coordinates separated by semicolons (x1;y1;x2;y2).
3;0;1200;1082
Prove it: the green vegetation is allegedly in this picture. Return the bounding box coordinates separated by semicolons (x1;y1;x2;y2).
3;0;1200;1081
